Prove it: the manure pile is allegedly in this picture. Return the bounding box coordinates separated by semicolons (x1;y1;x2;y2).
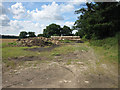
16;37;60;47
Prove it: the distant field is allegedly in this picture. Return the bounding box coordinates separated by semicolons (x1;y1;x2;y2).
0;39;18;43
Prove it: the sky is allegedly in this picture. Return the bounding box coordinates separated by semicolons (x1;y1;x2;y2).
0;0;87;36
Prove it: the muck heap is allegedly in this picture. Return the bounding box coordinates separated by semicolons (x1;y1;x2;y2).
16;37;60;47
15;36;81;47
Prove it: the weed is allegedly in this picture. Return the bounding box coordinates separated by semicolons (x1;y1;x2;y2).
60;40;72;43
8;42;17;46
89;36;118;64
51;53;61;56
66;61;71;65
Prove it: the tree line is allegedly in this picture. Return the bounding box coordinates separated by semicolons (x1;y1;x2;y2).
19;24;73;38
19;31;36;38
43;24;73;38
1;35;19;39
73;2;120;39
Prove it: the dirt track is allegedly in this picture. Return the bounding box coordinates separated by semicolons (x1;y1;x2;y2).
2;43;118;88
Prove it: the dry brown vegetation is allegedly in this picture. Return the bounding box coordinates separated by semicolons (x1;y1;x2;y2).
0;39;17;44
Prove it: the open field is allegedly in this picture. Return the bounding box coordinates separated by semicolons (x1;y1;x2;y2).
0;39;18;44
2;37;118;88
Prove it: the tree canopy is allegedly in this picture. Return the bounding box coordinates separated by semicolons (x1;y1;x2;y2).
37;34;44;37
73;2;120;39
43;23;61;38
43;23;72;37
19;31;36;38
61;25;72;36
28;32;36;37
19;31;28;39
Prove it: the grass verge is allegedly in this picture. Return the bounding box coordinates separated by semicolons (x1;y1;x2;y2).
89;35;118;64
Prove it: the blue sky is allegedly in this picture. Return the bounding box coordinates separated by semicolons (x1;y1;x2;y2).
0;1;86;35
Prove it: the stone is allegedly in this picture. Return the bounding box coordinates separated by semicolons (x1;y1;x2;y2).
85;81;89;83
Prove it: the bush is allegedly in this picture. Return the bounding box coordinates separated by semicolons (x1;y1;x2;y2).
8;42;17;46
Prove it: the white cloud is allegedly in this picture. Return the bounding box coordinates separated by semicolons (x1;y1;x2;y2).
64;21;74;28
27;2;64;21
27;2;75;22
116;0;120;2
69;0;87;6
0;14;10;26
9;3;27;19
1;1;84;35
0;3;10;26
2;20;74;35
2;20;46;35
7;2;76;22
72;30;78;34
60;4;74;13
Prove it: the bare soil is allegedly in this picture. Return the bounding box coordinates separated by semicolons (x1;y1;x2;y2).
2;43;118;88
25;45;59;52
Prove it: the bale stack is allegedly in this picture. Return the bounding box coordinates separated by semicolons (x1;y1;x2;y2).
51;36;81;41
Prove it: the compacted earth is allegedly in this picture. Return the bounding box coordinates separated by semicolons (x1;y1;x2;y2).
2;42;118;88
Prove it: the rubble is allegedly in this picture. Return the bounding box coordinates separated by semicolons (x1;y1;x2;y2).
16;37;60;47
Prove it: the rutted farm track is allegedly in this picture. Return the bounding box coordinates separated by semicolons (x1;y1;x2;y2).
2;43;118;88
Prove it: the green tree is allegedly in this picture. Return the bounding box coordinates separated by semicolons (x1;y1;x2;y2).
61;25;72;36
43;23;61;38
75;32;79;36
37;34;44;37
73;2;120;39
28;32;36;37
19;31;27;39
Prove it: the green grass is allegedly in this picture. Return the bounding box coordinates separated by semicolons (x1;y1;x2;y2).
1;43;8;48
2;46;40;69
50;44;89;56
2;41;89;60
89;35;118;64
59;40;72;43
51;52;61;56
2;41;89;70
75;45;89;52
35;45;77;61
8;42;17;46
2;47;39;59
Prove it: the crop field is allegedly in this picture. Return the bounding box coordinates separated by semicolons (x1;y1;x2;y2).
0;39;18;44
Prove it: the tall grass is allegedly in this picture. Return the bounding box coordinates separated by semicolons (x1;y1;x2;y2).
89;34;118;64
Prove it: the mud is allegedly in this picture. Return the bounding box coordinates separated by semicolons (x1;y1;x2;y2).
9;56;41;61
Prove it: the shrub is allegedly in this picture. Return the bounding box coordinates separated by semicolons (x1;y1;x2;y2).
8;42;17;46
